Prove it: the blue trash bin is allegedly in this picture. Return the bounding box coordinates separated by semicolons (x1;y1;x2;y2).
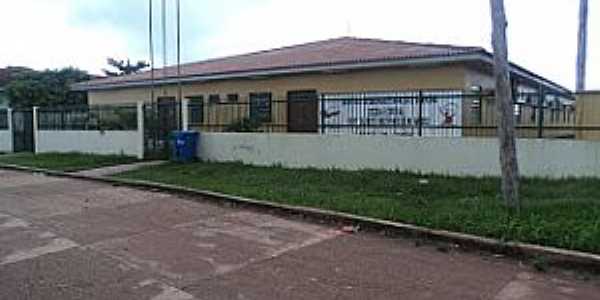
170;131;199;162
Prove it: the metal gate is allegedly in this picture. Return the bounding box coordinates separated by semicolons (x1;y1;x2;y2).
12;110;34;152
143;98;181;159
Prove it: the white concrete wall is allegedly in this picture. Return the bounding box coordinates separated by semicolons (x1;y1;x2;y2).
0;130;11;153
198;133;600;179
0;109;12;153
36;130;143;158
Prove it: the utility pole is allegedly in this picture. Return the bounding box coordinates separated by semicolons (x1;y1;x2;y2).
576;0;589;92
490;0;520;212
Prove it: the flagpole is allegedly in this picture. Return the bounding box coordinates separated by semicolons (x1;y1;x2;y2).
177;0;183;130
161;0;167;95
149;0;155;106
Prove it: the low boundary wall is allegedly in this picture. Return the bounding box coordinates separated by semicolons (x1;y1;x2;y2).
0;109;12;153
0;130;11;153
36;130;143;158
198;133;600;179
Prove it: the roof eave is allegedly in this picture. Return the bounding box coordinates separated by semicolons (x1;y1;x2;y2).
73;52;486;91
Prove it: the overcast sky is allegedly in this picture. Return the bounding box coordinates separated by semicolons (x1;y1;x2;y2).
0;0;597;90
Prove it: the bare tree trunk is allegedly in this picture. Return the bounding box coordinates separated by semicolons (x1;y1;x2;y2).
490;0;520;212
576;0;589;92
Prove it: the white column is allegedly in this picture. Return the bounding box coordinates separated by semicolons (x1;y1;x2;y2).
32;106;39;154
181;98;189;131
7;108;13;153
136;101;145;160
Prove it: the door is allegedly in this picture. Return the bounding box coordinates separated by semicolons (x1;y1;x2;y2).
287;90;318;133
12;110;34;152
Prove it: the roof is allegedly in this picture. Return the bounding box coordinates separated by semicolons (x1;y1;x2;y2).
73;37;570;95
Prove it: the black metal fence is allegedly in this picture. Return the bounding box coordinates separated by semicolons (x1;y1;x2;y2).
37;104;138;131
0;109;8;130
185;91;590;138
143;101;181;159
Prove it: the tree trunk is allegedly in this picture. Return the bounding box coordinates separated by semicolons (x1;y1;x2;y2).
490;0;520;212
576;0;589;92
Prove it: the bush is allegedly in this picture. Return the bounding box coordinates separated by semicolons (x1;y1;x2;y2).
225;118;263;132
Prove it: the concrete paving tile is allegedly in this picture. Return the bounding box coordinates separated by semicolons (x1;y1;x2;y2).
0;247;194;300
0;219;78;266
185;234;598;300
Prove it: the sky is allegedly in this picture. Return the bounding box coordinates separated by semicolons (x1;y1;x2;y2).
0;0;597;91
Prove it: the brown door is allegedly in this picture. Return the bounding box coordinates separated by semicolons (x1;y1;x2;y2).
287;90;319;133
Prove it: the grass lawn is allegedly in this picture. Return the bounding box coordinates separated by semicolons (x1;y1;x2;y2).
0;152;139;172
116;161;600;254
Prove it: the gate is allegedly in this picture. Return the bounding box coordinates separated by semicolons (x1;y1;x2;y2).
143;98;181;159
12;110;34;152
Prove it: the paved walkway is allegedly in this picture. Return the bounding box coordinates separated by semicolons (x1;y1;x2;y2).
75;161;166;177
0;169;598;299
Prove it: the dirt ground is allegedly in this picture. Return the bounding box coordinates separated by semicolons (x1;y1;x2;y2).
0;169;598;300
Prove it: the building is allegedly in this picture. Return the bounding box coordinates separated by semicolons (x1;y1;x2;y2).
73;37;572;135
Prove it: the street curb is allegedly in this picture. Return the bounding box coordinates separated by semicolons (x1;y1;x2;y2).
2;163;600;274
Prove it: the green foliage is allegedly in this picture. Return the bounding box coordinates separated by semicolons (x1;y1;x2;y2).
5;67;91;109
225;118;263;132
117;161;600;254
103;58;149;77
0;153;138;172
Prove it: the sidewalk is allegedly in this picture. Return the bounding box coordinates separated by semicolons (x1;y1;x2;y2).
74;160;166;177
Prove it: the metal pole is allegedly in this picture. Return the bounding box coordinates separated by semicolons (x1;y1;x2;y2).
161;0;168;95
149;0;155;105
576;0;588;92
537;85;544;138
320;95;325;134
418;91;423;137
177;0;183;130
149;0;156;152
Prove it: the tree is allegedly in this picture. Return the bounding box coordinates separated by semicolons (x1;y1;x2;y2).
103;58;149;77
5;67;91;108
490;0;520;212
576;0;588;92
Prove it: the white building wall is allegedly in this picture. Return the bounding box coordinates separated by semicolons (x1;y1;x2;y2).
198;133;600;179
36;130;143;158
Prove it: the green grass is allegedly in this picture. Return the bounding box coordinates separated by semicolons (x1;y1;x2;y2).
0;152;139;172
115;161;600;254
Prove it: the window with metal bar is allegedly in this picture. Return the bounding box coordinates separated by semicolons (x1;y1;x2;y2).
250;92;272;122
187;96;204;125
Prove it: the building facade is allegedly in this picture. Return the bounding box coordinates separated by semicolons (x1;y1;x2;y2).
74;37;572;136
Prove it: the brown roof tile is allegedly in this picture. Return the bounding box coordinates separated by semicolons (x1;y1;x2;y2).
75;37;485;89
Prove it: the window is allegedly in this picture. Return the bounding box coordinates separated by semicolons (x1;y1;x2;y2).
187;96;204;125
250;92;272;122
227;94;239;103
209;94;220;104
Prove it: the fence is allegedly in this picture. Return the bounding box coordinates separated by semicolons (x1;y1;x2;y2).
185;91;591;139
0;109;8;130
38;105;138;131
35;103;144;158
